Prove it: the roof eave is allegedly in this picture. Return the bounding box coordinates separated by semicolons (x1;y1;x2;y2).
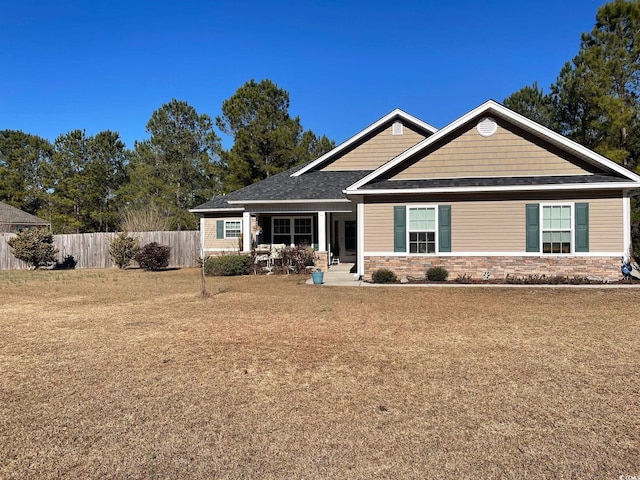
227;198;352;205
345;182;640;196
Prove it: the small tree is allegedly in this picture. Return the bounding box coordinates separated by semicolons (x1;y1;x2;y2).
134;242;171;271
7;228;58;269
109;232;139;269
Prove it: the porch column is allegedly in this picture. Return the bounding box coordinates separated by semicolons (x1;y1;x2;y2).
318;211;327;251
242;211;251;253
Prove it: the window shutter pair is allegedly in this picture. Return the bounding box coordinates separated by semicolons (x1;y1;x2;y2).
393;206;451;252
525;203;589;252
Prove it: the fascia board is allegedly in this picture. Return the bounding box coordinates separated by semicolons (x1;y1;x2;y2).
292;109;437;177
227;198;352;205
345;182;640;196
349;100;640;190
188;207;245;213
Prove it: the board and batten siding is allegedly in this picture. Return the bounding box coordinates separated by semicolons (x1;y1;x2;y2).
363;196;624;253
391;120;591;180
322;124;426;172
202;216;243;251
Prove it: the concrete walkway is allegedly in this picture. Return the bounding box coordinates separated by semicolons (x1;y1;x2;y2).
306;263;363;286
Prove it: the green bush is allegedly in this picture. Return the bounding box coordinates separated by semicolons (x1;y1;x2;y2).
204;254;251;276
7;228;58;269
134;242;171;271
426;266;449;281
371;268;397;283
109;232;139;269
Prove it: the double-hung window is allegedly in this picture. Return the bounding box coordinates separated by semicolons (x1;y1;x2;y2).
272;217;314;246
408;207;436;254
542;205;572;254
224;220;241;238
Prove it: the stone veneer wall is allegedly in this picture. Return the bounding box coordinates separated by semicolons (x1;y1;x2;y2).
364;255;621;281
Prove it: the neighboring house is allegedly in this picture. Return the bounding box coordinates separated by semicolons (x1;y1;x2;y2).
191;100;640;281
0;202;50;233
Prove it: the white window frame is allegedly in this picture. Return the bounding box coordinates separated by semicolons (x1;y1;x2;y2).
271;216;314;247
540;202;574;255
407;205;438;255
224;220;242;239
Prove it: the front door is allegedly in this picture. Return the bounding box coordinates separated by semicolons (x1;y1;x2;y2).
344;220;357;261
330;214;357;263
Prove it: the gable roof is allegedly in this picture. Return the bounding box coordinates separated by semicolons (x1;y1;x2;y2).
0;202;49;226
291;109;437;177
346;100;640;194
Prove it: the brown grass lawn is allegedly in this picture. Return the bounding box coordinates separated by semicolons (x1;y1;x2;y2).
0;268;639;479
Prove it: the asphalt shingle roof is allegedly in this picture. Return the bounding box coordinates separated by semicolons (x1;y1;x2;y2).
362;174;627;190
193;164;372;210
0;202;49;226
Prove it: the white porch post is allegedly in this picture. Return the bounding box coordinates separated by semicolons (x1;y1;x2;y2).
318;211;327;251
242;211;252;253
357;198;364;278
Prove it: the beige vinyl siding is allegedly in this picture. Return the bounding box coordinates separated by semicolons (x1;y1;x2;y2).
322;124;426;171
589;197;623;252
202;216;243;251
392;120;590;180
363;194;623;253
363;203;395;252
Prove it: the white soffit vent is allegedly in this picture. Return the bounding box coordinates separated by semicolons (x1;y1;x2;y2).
477;117;498;137
392;121;403;135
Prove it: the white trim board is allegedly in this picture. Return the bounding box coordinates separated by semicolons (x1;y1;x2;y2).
346;182;640;196
364;251;623;257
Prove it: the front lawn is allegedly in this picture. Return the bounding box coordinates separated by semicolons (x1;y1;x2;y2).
0;268;637;479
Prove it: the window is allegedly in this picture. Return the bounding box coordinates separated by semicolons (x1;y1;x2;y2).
542;205;571;254
294;218;312;246
272;217;314;247
224;220;241;238
408;207;436;254
273;218;291;245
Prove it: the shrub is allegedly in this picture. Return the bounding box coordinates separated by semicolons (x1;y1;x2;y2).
371;268;397;283
109;232;139;269
134;242;171;271
280;246;315;273
204;254;251;276
454;273;474;284
7;228;58;269
426;266;449;281
55;255;77;270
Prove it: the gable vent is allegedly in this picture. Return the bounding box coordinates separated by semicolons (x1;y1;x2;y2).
477;117;497;137
392;121;403;135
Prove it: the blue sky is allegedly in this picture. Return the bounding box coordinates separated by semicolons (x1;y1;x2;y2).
0;0;606;150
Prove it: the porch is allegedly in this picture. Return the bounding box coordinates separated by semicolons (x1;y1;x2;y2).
240;206;357;271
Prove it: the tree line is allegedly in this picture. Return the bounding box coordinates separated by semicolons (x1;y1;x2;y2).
503;0;640;250
0;79;334;233
504;0;640;173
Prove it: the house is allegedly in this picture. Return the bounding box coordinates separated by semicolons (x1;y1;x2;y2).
0;202;50;233
190;100;640;281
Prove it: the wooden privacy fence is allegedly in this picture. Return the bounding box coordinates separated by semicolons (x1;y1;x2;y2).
0;231;200;270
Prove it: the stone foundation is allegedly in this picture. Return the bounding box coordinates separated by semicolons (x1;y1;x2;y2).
364;255;622;282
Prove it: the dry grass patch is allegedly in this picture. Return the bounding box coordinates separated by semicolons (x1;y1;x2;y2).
1;268;639;479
